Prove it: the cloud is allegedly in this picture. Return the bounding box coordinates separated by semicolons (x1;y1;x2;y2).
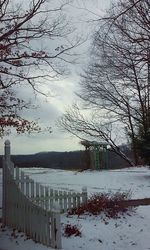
1;130;82;154
1;0;111;154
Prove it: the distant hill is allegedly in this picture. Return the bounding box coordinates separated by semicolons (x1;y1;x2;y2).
0;151;83;169
0;147;133;170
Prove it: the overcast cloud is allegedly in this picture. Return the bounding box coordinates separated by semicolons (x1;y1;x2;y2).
1;0;111;155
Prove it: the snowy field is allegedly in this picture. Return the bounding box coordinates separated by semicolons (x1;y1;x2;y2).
0;166;150;250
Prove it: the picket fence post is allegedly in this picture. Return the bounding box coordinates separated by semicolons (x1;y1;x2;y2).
51;202;62;249
2;140;11;225
4;140;11;162
82;186;88;204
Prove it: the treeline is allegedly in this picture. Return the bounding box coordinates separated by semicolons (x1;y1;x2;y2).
0;147;134;170
0;151;82;169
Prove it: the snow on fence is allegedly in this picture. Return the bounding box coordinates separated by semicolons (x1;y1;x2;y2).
2;140;88;249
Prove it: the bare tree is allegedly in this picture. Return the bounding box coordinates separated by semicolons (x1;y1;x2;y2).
0;0;80;136
58;0;150;166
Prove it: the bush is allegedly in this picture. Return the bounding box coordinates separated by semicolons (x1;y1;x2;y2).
68;191;132;219
64;224;82;237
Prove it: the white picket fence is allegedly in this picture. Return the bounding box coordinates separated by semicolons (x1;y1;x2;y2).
2;140;88;249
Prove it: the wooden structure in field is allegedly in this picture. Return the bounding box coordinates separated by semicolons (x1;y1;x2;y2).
81;140;109;170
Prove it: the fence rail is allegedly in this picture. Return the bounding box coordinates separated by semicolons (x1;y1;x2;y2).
2;140;88;249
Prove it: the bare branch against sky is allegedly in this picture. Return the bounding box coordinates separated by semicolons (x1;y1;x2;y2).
0;0;111;154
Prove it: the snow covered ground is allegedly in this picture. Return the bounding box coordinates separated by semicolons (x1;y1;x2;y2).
0;166;150;250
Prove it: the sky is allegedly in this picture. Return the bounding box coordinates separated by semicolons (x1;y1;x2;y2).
1;0;112;155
